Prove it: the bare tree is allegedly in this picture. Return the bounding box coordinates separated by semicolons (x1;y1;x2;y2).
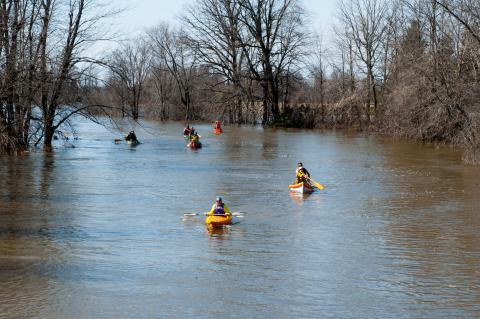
339;0;390;121
149;61;174;120
435;0;480;45
332;25;357;95
148;24;200;122
0;0;120;152
1;0;47;152
237;0;307;125
109;40;151;119
309;35;328;124
183;0;249;123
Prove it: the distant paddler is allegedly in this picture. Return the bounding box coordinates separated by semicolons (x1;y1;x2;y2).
207;197;232;216
205;197;232;228
213;121;223;134
191;132;200;143
295;162;311;184
289;162;325;193
187;131;202;149
125;130;139;144
183;125;191;136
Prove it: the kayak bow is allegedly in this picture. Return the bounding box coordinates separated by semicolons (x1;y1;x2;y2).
205;214;232;228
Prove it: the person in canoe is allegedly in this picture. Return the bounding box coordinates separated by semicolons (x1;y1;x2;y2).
206;197;232;216
190;126;196;136
295;162;311;184
125;130;138;142
183;125;191;136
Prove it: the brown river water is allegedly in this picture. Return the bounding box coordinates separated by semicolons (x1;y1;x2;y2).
1;118;479;318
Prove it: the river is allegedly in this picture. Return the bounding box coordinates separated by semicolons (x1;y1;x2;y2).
1;118;479;318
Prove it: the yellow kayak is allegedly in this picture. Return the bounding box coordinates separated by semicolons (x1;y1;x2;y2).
205;214;232;228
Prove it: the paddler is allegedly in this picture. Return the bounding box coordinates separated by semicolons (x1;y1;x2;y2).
125;130;137;142
207;197;232;216
295;162;311;184
190;132;200;144
183;125;191;136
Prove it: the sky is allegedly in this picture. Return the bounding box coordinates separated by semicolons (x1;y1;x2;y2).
113;0;337;40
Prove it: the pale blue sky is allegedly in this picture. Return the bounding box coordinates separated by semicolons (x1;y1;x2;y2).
114;0;337;38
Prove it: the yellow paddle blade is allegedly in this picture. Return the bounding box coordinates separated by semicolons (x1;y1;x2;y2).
309;178;325;190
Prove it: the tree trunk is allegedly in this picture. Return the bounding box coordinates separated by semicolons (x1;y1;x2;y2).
365;66;373;122
262;80;280;125
43;116;54;151
371;69;378;118
349;42;355;93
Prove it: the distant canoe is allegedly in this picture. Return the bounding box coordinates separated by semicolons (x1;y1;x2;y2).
213;128;222;135
288;182;313;194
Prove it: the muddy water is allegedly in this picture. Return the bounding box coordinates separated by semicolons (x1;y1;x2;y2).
0;119;479;318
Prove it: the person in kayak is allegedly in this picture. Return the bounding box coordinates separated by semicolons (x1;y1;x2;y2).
183;125;191;136
207;197;232;216
125;130;137;142
295;162;311;184
190;132;200;144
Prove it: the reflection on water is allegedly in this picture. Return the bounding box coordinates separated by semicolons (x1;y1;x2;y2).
289;192;313;206
206;226;231;237
1;119;480;318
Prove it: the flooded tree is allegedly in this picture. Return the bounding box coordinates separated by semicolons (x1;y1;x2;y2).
0;0;42;152
0;0;119;152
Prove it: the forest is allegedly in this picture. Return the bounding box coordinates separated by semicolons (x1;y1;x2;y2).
1;0;479;163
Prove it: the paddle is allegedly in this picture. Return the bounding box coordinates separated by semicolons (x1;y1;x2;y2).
183;212;244;217
183;212;206;216
306;177;325;190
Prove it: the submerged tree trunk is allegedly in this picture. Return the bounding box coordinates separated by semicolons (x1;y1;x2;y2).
43;118;55;151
